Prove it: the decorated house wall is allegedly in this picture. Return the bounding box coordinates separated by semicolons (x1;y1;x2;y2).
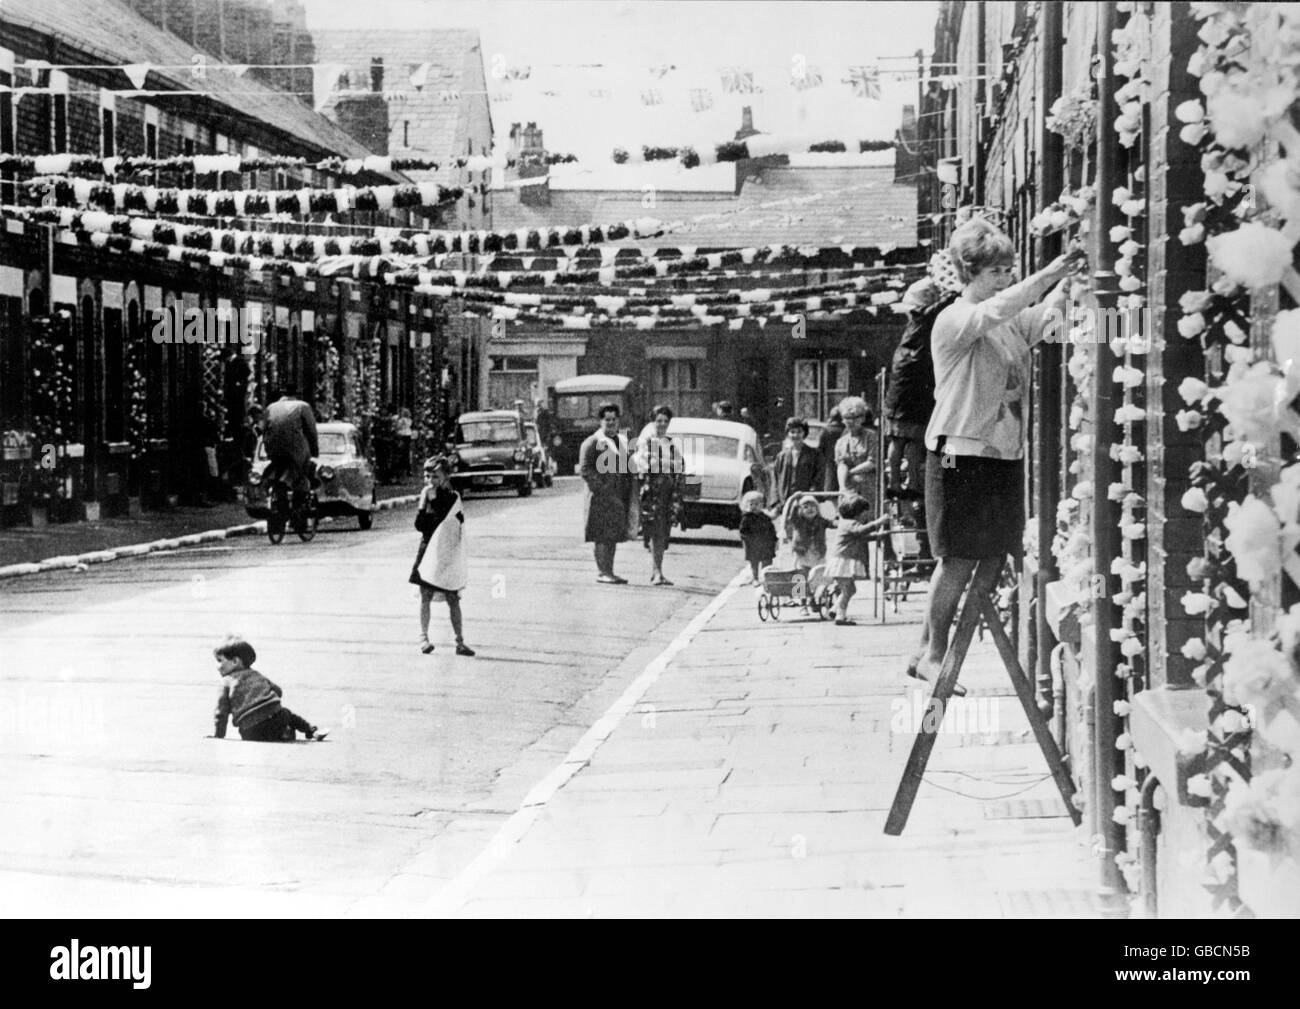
926;0;1300;918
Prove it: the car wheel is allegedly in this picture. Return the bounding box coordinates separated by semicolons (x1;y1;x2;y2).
358;509;373;530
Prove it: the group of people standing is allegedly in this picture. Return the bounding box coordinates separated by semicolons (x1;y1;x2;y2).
578;401;686;585
741;396;888;624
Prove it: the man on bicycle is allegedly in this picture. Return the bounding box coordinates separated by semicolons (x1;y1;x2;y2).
262;385;319;509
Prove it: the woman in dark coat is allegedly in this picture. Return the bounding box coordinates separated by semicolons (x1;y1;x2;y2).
579;402;634;584
636;404;685;586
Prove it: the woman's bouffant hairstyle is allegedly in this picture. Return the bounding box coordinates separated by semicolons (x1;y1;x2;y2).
948;218;1015;284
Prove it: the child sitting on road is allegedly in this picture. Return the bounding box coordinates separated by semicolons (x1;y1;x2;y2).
738;489;777;584
824;492;889;625
212;636;326;742
784;493;834;572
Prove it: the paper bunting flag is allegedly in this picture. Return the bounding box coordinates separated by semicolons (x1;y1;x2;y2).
409;63;432;90
690;88;714;113
791;66;823;91
721;68;755;94
641;89;663;106
122;63;150;88
846;66;881;100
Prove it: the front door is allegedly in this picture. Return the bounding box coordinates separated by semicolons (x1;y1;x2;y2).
794;358;849;423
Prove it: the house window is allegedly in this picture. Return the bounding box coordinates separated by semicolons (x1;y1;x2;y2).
487;356;539;409
101;108;115;157
650;358;708;417
0;70;13;206
794;358;849;422
53;94;67;153
145;122;157;158
490;356;538;372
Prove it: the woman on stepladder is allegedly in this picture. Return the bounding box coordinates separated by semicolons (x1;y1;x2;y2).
906;218;1085;697
409;456;475;656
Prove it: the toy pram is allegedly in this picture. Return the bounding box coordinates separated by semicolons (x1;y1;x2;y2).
756;492;841;622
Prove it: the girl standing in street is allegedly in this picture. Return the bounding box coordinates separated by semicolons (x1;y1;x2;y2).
636;404;685;586
823;491;888;625
409;456;475;656
738;489;778;584
784;493;833;572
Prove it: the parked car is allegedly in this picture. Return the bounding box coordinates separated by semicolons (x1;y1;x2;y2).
448;409;535;496
524;421;555;489
637;417;768;533
245;421;376;529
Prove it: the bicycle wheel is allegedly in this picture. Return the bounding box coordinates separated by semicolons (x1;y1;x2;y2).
296;495;319;542
266;486;286;544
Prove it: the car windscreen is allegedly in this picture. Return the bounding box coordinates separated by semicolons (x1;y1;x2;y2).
318;432;348;456
678;434;739;460
556;393;623;421
457;420;518;444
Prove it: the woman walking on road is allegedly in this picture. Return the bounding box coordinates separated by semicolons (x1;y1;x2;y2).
636;404;685;585
409;456;475;656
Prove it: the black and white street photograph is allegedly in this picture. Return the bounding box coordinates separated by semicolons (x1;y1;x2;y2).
0;0;1297;940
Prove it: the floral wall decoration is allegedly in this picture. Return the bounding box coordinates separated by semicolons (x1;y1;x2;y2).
1106;2;1155;898
125;325;149;461
27;313;75;503
1172;0;1300;914
314;336;338;422
1051;184;1101;619
1047;83;1100;151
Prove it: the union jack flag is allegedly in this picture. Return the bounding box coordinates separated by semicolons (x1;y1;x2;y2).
641;89;663;106
845;66;881;99
690;88;713;112
791;66;823;91
721;68;755;94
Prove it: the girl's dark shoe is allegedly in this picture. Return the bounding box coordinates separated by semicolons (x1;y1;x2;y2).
456;643;476;657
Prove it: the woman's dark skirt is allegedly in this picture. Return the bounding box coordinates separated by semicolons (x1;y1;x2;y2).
924;450;1024;559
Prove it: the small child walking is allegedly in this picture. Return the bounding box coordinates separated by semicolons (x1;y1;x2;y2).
409;456;475;656
784;493;834;572
738;489;777;584
212;636;326;742
824;492;888;625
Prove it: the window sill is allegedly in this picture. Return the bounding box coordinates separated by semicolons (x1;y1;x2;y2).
1129;686;1208;806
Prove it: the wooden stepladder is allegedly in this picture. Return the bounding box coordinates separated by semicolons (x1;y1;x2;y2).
884;557;1082;835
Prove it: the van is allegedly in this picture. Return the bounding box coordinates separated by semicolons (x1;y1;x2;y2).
549;374;643;473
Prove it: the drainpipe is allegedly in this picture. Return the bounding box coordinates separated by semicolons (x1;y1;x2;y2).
1036;0;1065;720
1092;0;1130;916
1138;773;1161;918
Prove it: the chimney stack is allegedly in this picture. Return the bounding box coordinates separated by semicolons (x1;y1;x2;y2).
735;106;758;141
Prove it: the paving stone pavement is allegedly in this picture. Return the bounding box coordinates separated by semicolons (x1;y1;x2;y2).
420;577;1102;918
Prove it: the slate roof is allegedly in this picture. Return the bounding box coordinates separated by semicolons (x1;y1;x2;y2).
1;0;380;161
490;165;917;249
313;29;490;168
